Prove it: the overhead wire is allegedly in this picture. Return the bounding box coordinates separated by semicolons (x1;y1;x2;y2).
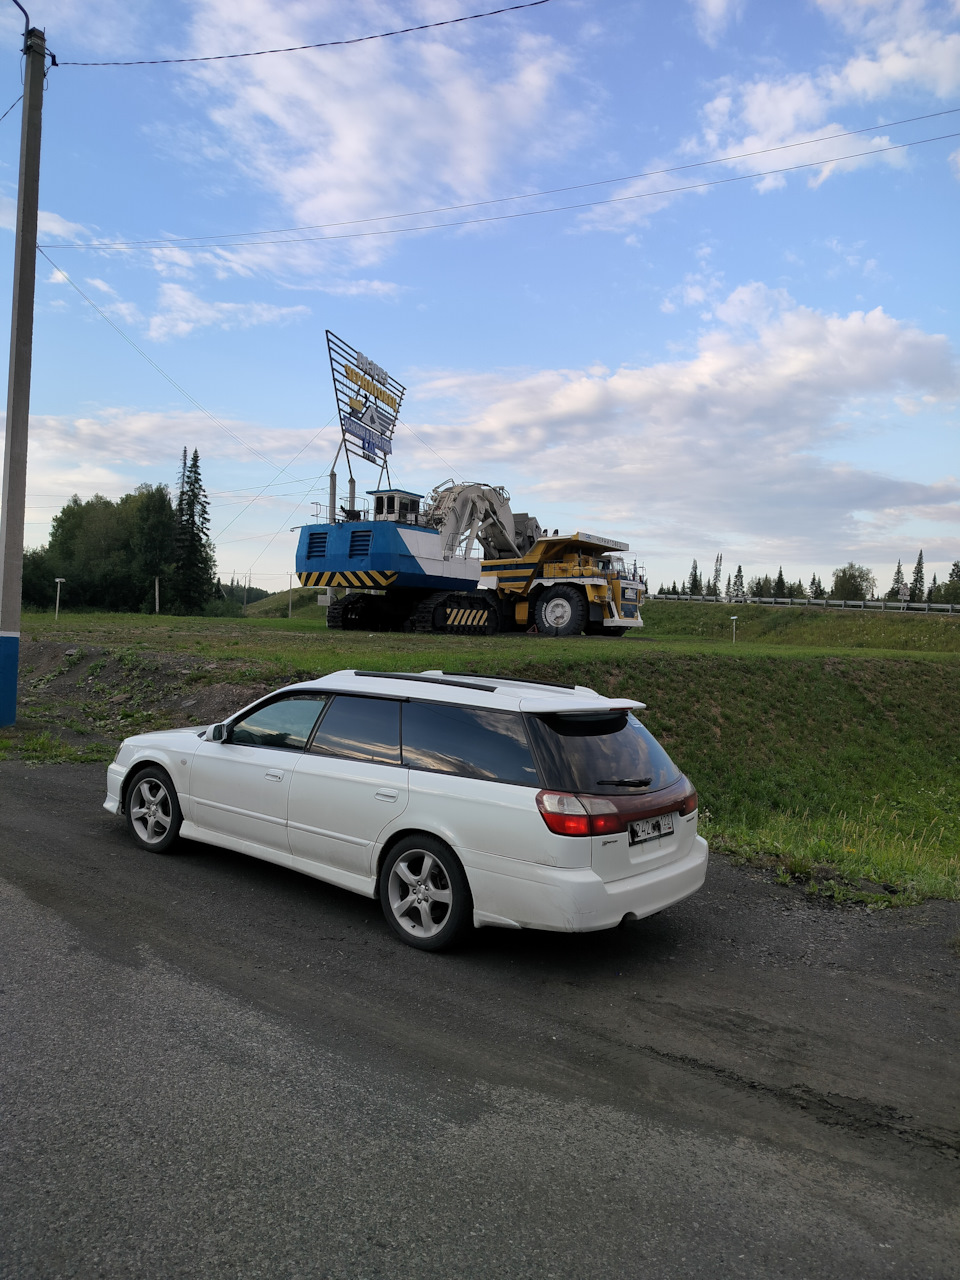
0;94;23;125
37;248;286;470
41;106;960;252
40;130;960;254
54;0;554;67
37;249;339;550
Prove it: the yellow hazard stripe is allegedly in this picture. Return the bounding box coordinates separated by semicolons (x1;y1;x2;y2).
302;569;399;589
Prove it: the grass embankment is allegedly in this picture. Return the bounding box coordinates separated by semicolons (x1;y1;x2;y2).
11;606;960;904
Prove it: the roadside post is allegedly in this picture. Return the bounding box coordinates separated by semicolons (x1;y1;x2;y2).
0;12;47;726
730;615;737;643
54;577;64;620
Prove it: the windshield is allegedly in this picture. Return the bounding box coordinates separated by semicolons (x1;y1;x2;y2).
525;710;681;795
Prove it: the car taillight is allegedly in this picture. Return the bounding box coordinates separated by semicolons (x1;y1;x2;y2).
536;792;625;837
536;791;590;836
678;788;698;816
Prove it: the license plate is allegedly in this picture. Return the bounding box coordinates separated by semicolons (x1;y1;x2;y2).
628;812;674;845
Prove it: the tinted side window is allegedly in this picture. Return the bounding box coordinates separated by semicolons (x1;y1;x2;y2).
309;695;400;765
402;701;539;786
526;711;681;794
230;696;329;751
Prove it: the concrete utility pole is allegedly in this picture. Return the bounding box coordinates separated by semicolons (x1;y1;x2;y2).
54;577;64;620
0;15;46;726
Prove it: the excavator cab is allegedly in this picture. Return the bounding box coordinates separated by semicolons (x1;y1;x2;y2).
370;489;422;525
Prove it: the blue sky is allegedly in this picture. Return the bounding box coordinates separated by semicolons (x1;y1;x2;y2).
1;0;958;593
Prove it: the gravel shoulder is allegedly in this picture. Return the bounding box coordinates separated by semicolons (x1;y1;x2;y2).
1;761;958;1278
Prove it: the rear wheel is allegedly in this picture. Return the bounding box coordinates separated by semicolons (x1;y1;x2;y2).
380;835;472;951
125;766;182;853
534;585;587;637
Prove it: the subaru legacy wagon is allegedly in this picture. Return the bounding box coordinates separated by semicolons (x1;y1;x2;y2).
105;669;708;950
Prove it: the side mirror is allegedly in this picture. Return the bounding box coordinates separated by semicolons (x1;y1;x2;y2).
205;723;226;742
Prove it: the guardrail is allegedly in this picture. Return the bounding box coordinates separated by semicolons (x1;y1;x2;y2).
649;594;960;614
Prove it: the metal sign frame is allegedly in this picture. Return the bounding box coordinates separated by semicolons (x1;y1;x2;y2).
326;330;406;468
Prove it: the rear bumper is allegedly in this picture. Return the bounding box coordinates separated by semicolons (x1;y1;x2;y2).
468;836;708;932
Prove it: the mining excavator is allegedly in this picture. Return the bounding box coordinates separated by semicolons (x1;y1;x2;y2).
295;478;643;636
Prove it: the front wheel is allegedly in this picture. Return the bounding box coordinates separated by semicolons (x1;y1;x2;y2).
380;836;472;951
534;585;587;637
125;766;183;853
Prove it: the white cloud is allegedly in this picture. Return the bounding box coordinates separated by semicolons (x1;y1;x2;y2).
162;0;582;280
690;0;744;44
0;195;87;240
403;286;960;566
592;0;960;232
146;283;309;340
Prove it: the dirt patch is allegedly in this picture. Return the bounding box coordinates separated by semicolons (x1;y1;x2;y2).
6;639;271;760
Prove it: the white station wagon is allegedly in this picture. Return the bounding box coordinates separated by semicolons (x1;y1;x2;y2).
105;669;708;949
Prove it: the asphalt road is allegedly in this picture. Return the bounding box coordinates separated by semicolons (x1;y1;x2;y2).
1;761;958;1280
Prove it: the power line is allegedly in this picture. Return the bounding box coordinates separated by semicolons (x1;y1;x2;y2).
38;247;288;470
37;250;339;550
55;0;554;67
42;106;960;252
0;94;22;125
211;419;334;542
396;420;464;483
41;131;960;255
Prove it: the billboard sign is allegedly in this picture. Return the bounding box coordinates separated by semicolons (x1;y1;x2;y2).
326;330;406;463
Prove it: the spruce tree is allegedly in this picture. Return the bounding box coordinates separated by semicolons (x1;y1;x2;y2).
886;559;906;601
687;559;700;595
732;564;745;600
909;550;924;603
171;448;216;614
774;566;787;597
724;573;732;602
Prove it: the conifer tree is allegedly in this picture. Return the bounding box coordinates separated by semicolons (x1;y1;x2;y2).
926;573;938;602
687;559;700;595
670;580;678;595
774;566;787;597
732;564;744;600
724;573;732;601
171;448;216;614
886;559;906;601
909;550;924;603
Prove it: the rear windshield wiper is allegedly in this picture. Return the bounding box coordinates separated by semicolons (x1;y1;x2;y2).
596;777;652;787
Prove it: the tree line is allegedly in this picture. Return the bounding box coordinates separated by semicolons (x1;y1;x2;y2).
658;551;960;604
19;449;259;615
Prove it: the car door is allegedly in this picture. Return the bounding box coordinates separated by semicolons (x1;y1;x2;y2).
287;694;408;883
189;694;329;864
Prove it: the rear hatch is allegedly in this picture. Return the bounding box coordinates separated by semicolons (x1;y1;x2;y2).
524;708;698;883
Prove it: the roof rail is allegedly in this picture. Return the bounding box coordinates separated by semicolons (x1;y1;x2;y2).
353;670;499;693
434;670;577;691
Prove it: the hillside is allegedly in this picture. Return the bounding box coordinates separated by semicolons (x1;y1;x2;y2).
8;610;960;904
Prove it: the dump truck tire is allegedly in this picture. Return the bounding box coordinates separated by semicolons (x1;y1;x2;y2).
534;585;587;637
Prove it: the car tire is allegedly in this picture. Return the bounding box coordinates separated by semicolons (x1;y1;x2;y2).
125;766;183;854
380;835;472;951
534;585;587;637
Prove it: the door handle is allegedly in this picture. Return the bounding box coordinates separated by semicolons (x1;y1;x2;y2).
375;788;399;802
265;770;284;781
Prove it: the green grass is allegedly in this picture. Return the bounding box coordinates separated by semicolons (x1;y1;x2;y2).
643;600;960;652
16;607;960;902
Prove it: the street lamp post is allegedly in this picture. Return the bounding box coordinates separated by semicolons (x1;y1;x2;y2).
730;615;738;643
54;577;64;620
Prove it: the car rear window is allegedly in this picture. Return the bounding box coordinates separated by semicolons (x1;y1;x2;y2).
309;695;401;765
525;710;681;795
402;701;539;786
